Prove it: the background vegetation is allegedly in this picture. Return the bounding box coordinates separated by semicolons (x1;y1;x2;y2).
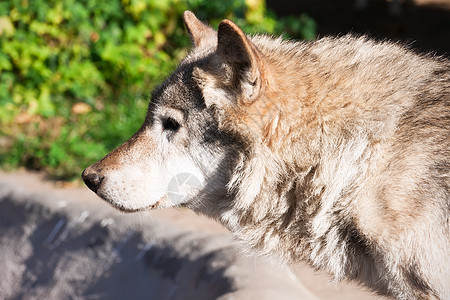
0;0;315;180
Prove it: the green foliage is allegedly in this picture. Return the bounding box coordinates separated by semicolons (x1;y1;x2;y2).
0;0;315;181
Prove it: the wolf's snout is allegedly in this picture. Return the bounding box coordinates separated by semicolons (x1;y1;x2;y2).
82;168;104;193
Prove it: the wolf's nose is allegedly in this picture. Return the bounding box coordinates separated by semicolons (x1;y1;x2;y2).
82;168;104;193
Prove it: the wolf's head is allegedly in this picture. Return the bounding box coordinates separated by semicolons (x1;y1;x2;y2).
82;12;282;217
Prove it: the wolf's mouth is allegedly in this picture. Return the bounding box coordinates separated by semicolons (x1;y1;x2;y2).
96;193;167;213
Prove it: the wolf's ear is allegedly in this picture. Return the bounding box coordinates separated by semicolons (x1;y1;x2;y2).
217;19;262;103
183;11;217;49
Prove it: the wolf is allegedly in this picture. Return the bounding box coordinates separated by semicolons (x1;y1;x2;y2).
82;11;449;300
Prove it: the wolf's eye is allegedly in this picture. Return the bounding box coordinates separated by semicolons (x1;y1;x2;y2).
162;117;181;132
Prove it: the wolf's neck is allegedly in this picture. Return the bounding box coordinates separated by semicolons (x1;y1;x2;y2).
220;129;376;274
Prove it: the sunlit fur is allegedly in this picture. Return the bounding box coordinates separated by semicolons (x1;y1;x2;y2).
83;12;449;300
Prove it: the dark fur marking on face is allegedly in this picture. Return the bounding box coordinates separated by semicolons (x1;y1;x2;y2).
149;55;224;114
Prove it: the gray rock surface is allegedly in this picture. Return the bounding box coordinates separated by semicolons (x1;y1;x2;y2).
0;181;317;300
